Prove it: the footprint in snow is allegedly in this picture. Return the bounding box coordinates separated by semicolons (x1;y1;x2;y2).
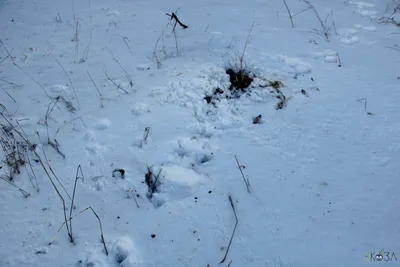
84;117;112;131
148;164;205;208
348;1;378;20
354;24;376;31
170;137;214;167
310;49;340;64
338;28;361;45
77;236;143;267
273;54;312;76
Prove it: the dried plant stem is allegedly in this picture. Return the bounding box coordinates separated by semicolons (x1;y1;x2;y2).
86;70;104;107
282;0;294;27
235;156;250;193
52;54;80;109
220;195;238;264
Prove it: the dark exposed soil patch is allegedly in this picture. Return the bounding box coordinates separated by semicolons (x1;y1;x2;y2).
226;68;254;91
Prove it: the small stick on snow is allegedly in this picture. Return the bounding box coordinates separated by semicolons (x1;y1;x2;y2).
235;155;250;193
220;195;239;264
165;12;188;31
143;127;150;143
357;98;367;111
336;52;342;67
122;37;133;53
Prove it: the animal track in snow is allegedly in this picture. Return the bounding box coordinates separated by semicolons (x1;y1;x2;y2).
310;50;340;64
273;55;312;76
84;117;112;131
338;28;361;45
149;164;205;207
348;1;377;20
354;24;376;31
348;1;375;9
76;236;143;267
170;136;214;167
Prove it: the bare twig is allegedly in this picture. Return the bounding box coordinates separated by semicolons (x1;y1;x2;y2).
69;165;84;242
122;37;133;53
0;40;15;63
89;207;109;255
36;155;72;242
81;0;93;62
52;54;80;108
300;0;329;41
282;0;294;27
357;98;367;111
109;52;133;87
336;52;342;67
55;116;82;135
86;70;104;107
0;84;16;103
152;24;169;68
12;62;51;98
0;175;30;197
72;21;80;63
26;156;39;192
0;78;23;88
386;44;400;51
143;127;150;143
102;68;129;94
44;160;72;201
239;22;255;74
50;206;109;255
234;156;250;193
165;12;188;30
220;195;238;264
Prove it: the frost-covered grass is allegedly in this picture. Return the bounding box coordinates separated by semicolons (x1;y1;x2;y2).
1;0;399;266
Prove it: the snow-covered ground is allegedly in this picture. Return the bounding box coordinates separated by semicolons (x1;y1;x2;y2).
1;0;399;266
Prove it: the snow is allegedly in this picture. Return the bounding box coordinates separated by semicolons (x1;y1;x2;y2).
1;0;399;266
